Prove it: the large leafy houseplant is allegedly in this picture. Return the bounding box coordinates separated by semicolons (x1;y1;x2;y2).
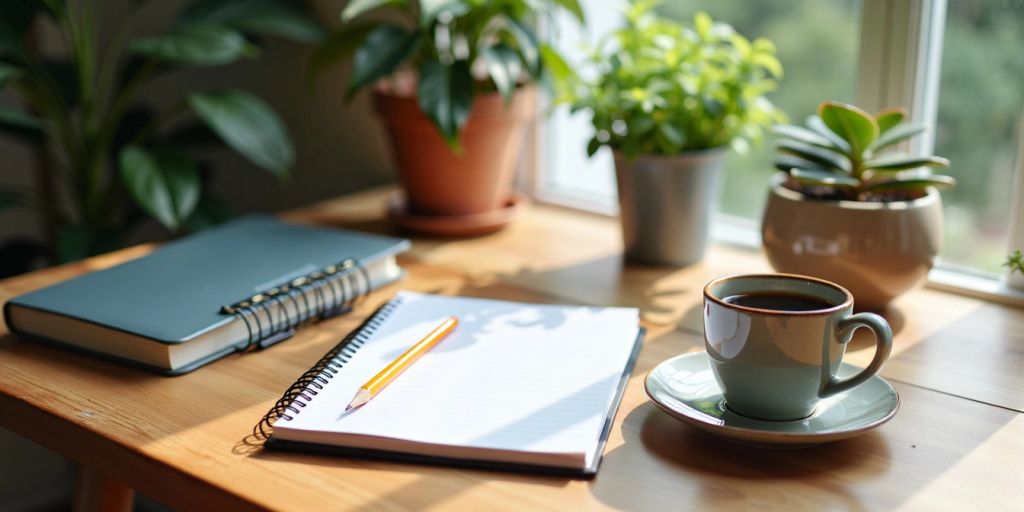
308;0;580;234
0;0;324;267
569;3;784;157
774;100;956;200
314;0;581;148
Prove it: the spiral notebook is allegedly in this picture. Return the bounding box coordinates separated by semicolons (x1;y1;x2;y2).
3;216;409;374
256;291;643;477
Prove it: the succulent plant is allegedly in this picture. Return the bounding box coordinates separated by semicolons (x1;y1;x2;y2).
774;101;956;201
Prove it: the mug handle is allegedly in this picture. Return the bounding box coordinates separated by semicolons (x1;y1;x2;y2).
819;312;893;398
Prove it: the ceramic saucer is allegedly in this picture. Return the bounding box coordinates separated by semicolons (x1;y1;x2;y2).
645;352;899;448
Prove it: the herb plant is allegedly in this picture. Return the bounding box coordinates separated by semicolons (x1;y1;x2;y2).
313;0;582;147
0;0;324;264
567;2;784;157
774;101;956;201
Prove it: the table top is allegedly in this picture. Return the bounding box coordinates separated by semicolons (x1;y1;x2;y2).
1;188;1022;511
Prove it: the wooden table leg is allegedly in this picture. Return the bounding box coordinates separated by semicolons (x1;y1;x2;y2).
73;467;135;512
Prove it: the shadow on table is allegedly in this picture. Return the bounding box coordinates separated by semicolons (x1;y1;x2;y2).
495;254;697;327
591;389;1015;510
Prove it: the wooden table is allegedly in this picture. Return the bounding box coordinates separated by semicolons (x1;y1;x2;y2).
1;188;1022;511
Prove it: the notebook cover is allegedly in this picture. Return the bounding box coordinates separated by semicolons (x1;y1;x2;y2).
263;328;646;478
4;215;410;344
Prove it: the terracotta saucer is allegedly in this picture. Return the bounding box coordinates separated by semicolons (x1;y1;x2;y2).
387;192;528;237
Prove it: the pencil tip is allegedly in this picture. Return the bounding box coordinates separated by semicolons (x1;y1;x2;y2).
345;404;353;411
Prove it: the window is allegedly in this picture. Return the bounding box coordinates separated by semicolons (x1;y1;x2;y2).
534;0;1024;297
932;0;1024;276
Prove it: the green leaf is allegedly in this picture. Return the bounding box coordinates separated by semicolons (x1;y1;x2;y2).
0;106;44;143
342;0;405;22
130;24;257;66
1004;250;1024;275
539;43;573;83
655;123;683;153
119;145;201;230
819;102;877;155
0;62;20;88
552;0;585;23
586;137;602;157
818;101;878;157
181;0;327;43
790;168;860;189
505;18;540;77
861;175;957;192
869;123;927;153
188;90;294;176
806;115;850;153
863;154;950;172
481;43;521;103
347;24;422;98
751;50;782;78
417;59;473;147
776;140;848;172
773;124;843;153
875;107;906;134
775;155;824;172
308;22;381;83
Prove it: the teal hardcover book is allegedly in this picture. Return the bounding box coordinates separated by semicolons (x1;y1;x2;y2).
3;216;410;374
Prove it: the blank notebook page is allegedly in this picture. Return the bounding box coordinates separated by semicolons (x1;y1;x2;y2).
272;291;640;468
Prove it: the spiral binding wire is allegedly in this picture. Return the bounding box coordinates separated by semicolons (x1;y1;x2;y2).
221;258;373;351
252;296;403;440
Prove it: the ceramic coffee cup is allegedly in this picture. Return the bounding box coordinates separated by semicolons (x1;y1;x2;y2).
703;273;893;421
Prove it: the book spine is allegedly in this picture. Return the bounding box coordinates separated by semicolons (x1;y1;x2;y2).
253;296;403;440
224;258;372;350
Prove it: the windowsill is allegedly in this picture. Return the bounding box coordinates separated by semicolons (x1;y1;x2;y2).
530;191;1024;309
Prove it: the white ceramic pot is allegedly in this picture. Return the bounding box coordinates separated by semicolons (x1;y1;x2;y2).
761;173;944;311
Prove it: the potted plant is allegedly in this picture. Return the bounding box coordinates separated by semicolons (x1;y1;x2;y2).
1006;250;1024;289
1007;250;1024;274
762;100;956;310
568;4;783;265
314;0;582;236
0;0;322;271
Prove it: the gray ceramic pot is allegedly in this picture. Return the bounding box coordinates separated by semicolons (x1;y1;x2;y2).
614;149;726;266
761;173;944;311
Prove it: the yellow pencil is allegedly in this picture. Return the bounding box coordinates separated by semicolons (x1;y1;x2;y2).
345;316;458;411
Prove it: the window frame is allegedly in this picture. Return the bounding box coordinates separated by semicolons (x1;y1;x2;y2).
526;0;1024;305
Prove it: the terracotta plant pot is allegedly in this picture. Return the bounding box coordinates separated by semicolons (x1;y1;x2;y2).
373;83;537;226
761;173;944;311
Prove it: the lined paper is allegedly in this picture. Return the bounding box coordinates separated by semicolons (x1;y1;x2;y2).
273;291;640;467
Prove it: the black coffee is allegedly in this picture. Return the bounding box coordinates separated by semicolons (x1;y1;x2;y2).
723;291;833;312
